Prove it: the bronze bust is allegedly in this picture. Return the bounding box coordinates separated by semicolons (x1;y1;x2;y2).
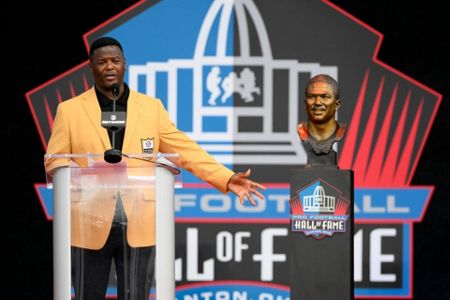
298;74;345;166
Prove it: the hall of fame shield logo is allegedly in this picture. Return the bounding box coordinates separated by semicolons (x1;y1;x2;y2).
141;137;154;154
290;179;350;239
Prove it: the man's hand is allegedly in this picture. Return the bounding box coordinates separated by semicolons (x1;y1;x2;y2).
227;169;266;205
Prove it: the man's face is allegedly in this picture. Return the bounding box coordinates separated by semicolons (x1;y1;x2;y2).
305;81;340;124
89;45;126;92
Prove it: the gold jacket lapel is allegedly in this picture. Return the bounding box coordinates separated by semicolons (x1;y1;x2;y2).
80;88;111;150
122;91;139;153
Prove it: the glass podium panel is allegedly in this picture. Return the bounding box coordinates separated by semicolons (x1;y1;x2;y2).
45;153;180;300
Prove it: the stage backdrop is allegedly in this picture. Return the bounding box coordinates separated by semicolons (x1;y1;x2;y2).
26;0;441;299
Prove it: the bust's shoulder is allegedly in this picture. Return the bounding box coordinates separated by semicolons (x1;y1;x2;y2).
336;122;346;141
297;122;309;141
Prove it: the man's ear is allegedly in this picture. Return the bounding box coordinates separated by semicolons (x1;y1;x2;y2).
335;99;341;110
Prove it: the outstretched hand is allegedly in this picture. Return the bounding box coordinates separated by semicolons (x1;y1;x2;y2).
227;169;266;205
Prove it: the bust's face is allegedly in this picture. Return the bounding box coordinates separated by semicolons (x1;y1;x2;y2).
305;81;340;125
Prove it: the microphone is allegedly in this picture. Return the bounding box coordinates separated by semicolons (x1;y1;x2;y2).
101;83;126;163
112;83;120;97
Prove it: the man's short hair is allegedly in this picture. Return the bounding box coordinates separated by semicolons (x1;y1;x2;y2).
89;36;124;59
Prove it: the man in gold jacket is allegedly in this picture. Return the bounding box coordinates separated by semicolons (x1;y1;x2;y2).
45;36;265;300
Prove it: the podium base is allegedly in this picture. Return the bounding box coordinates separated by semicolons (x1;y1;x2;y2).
289;167;354;300
104;149;122;163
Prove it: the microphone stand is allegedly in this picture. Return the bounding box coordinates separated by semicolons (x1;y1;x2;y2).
104;84;123;163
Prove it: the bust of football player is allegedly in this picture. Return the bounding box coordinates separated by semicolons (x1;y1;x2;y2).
298;74;345;166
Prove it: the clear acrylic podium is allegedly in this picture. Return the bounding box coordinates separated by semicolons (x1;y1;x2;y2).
45;153;181;300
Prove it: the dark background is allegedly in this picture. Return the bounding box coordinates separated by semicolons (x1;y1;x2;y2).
5;0;449;299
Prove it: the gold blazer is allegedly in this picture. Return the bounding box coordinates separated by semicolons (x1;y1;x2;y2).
45;87;234;249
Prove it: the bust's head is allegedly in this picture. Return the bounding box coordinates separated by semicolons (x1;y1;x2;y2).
304;74;340;141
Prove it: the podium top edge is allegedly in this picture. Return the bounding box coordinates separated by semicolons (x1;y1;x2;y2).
44;153;179;159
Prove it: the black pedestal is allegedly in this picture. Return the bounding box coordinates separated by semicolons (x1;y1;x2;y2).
289;167;354;300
